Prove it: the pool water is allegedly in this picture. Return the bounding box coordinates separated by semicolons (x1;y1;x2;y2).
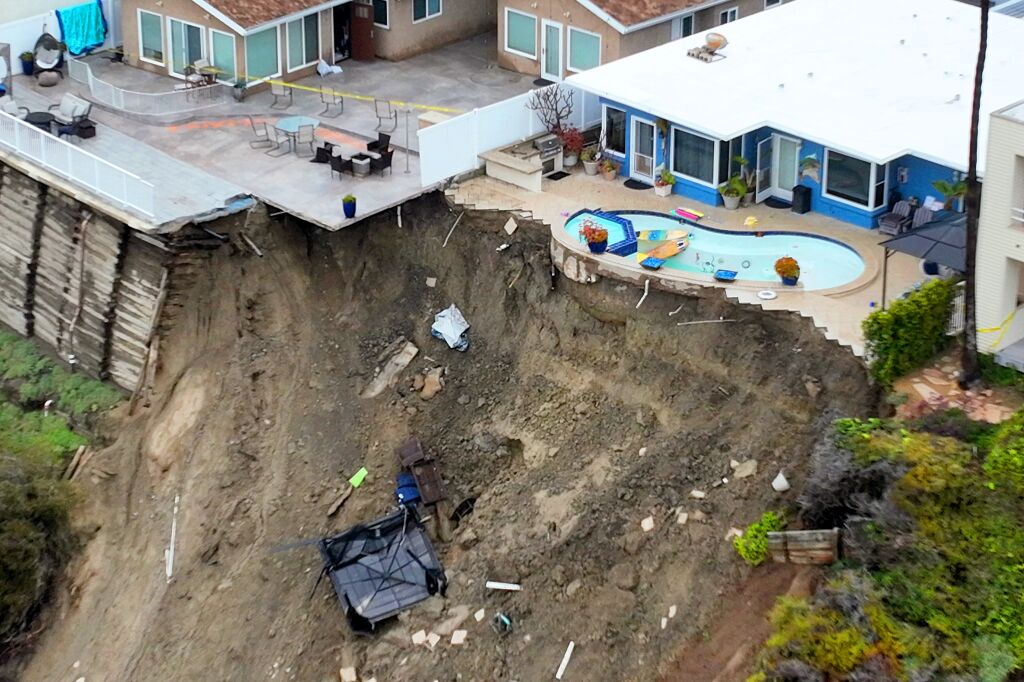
565;211;865;291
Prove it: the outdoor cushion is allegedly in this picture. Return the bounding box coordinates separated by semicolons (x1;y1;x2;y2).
0;97;27;119
52;94;89;124
35;47;60;70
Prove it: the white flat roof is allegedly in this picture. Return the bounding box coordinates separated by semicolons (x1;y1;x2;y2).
566;0;1024;174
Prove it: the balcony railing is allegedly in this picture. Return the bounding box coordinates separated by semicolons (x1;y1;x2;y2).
0;111;155;217
68;58;229;117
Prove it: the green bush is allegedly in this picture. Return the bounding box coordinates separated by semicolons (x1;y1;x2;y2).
0;402;87;464
979;353;1024;390
734;511;786;566
862;278;957;389
985;409;1024;494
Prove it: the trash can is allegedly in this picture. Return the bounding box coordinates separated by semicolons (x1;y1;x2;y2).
792;185;811;214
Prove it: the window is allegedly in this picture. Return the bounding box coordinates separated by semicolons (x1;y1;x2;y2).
765;0;782;7
672;127;716;184
671;14;694;39
413;0;442;22
603;106;626;155
373;0;389;28
720;7;738;24
245;26;279;81
505;8;536;59
287;14;319;71
138;10;164;65
567;27;600;72
717;136;743;184
209;29;236;82
823;149;887;209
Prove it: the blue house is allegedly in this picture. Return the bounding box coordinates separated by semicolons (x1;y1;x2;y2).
564;0;1024;228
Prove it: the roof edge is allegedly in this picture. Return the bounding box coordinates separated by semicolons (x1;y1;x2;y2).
576;0;731;34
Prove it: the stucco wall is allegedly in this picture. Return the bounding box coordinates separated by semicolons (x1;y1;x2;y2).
691;0;790;32
372;0;495;61
619;22;670;59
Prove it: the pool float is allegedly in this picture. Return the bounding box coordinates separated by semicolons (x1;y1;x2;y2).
714;270;738;282
636;229;689;241
674;208;704;222
637;238;689;270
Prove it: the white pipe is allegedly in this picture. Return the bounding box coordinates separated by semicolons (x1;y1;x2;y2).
636;279;650;309
555;641;575;680
165;493;180;583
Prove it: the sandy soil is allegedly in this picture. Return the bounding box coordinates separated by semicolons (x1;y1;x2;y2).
13;195;875;682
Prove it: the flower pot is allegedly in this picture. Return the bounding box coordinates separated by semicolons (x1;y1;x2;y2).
743;192;754;206
654;184;673;197
601;169;618;181
587;240;608;254
781;275;799;286
583;160;599;176
232;86;246;102
563;153;578;167
343;201;356;219
722;193;741;210
19;57;33;76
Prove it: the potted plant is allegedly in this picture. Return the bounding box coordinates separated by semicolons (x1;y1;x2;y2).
734;156;756;204
600;158;619;181
18;51;33;76
581;148;599;176
654;168;676;197
343;194;357;219
232;81;247;102
718;175;746;210
559;126;584;167
774;256;800;286
932;179;967;210
579;220;609;254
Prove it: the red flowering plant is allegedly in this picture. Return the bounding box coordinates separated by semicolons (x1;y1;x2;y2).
579;219;609;244
559;126;585;155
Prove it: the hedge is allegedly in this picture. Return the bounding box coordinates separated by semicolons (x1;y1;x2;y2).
862;278;957;388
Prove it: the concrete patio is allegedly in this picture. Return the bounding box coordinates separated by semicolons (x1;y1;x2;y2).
447;173;933;357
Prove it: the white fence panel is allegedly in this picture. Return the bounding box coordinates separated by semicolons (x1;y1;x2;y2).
68;58;229;117
419;115;480;188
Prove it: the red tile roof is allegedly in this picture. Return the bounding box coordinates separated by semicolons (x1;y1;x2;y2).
587;0;711;27
200;0;332;30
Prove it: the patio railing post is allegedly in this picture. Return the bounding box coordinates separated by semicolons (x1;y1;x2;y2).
404;108;412;175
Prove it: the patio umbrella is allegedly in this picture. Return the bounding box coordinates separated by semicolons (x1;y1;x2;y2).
877;215;965;308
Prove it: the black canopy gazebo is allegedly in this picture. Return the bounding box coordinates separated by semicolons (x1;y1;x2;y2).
878;215;965;309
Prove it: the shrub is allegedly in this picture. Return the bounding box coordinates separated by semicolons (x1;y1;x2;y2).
979;353;1024;390
984;409;1024;494
734;511;786;566
0;402;86;464
976;636;1016;682
861;278;957;389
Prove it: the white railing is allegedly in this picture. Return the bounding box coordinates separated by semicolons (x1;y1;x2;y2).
0;111;155;217
68;58;229;117
418;83;602;187
947;281;966;336
1013;206;1024;224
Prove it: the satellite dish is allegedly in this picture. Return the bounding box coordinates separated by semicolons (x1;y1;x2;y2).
706;33;729;52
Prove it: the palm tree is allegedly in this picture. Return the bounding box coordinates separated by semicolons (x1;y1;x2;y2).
961;0;990;385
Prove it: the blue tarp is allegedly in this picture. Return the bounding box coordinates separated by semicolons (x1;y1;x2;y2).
56;0;108;56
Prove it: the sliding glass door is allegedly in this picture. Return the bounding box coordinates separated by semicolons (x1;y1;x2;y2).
169;18;204;77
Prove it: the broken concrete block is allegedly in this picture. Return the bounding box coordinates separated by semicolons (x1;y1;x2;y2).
411;630;428;646
420;367;444;400
725;527;744;541
641;516;655;532
676;512;689;525
451;629;468;645
474;608;486;622
425;277;437;288
668;605;677;619
661;617;668;630
733;459;758;479
503;217;518;235
772;471;791;493
361;341;419;399
427;632;441;649
689;489;707;499
339;667;357;682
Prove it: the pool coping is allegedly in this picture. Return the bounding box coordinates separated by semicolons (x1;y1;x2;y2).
557;209;879;298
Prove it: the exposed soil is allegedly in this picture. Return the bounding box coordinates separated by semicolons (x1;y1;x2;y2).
12;194;875;682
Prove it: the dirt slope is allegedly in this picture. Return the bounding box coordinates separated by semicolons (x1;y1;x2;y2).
16;195;875;682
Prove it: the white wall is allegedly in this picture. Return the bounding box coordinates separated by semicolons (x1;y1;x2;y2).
0;0;121;74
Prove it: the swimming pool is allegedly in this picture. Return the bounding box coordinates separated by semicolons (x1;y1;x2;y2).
564;211;865;291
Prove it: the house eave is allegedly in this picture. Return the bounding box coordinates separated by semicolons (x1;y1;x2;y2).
575;0;729;35
190;0;349;36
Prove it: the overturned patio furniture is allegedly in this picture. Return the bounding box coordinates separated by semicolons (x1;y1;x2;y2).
48;93;91;125
374;98;398;132
270;81;292;109
320;87;344;118
0;96;29;119
395;438;448;505
317;508;447;633
877;200;912;235
367;132;391;154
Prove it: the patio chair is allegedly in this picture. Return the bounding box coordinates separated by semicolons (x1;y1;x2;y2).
264;125;291;157
295;124;316;157
370;149;394;176
367;132;391;154
48;93;91;125
271;82;293;109
374;99;397;132
248;116;271;148
910;207;935;229
877;200;912;236
330;154;354;179
320;88;343;118
33;33;63;79
186;59;211;87
0;96;29;119
56;118;89;142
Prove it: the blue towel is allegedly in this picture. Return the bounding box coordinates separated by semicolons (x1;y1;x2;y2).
57;0;108;56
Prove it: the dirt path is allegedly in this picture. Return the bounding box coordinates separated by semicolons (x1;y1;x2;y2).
16;195;875;682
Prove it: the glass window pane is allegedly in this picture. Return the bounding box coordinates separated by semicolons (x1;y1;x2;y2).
682;15;693;36
673;129;715;183
211;32;235;82
568;29;599;71
287;20;303;70
140;11;163;62
304;14;319;64
605;108;625;155
246;27;279;80
506;11;536;56
826;150;871;206
414;0;426;20
374;0;388;26
428;0;441;15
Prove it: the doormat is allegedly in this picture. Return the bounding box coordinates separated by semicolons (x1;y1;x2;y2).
546;171;570;181
623;179;653;190
533;78;555;87
764;197;792;209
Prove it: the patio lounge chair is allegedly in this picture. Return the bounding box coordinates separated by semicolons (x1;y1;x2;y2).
271;82;292;109
320;88;343;118
186;59;211;87
374;99;397;132
330;154;353;179
910;207;935;229
248;116;270;148
48;93;91;125
878;200;912;236
0;97;29;119
367;133;391;154
264;125;291;157
295;124;316;156
370;149;394;176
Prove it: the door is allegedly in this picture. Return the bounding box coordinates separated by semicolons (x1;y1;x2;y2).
755;137;773;202
209;30;236;83
351;2;374;61
631;118;656;184
541;20;563;81
168;19;204;77
772;135;800;201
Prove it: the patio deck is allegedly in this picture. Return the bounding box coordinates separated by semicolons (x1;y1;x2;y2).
22;35;534;231
447;173;930;357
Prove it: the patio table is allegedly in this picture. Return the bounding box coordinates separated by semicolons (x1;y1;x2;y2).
276;116;320;154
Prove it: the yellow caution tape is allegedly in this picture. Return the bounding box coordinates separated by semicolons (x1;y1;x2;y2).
978;309;1017;349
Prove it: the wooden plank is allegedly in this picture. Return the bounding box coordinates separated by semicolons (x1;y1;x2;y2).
767;529;839;565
